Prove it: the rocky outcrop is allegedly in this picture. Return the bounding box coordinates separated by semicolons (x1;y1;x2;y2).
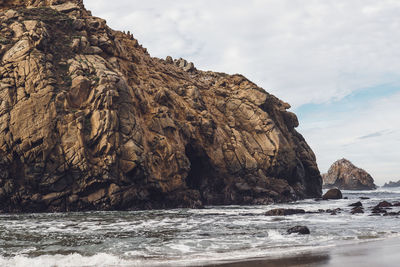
322;159;376;190
0;0;322;213
382;180;400;188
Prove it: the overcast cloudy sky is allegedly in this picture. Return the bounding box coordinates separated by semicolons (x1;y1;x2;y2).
85;0;400;185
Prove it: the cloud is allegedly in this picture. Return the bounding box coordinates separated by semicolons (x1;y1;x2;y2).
358;131;387;140
85;0;400;107
297;89;400;185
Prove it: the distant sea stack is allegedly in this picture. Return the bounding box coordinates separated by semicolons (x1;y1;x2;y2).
0;0;322;213
382;180;400;188
322;159;376;190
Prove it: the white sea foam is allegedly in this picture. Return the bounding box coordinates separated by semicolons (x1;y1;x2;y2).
1;188;400;266
0;244;337;267
0;253;134;267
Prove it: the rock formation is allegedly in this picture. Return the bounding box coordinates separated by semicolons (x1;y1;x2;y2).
322;159;376;190
0;0;322;212
382;180;400;188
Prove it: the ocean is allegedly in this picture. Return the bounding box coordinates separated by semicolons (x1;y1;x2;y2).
1;187;400;267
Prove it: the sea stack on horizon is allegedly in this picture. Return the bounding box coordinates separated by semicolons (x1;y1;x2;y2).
382;180;400;188
0;0;322;213
322;159;376;190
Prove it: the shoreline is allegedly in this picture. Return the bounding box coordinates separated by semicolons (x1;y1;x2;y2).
207;237;400;267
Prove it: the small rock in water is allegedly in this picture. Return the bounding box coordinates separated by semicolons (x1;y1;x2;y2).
265;208;305;216
349;201;362;207
383;212;400;216
322;188;343;200
326;208;341;215
375;201;392;208
287;226;310;235
360;197;370;200
351;206;364;214
372;206;387;214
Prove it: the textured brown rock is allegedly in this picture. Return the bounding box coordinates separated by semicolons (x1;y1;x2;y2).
0;0;322;213
322;159;376;190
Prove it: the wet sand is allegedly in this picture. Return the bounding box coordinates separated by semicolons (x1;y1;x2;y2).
207;237;400;267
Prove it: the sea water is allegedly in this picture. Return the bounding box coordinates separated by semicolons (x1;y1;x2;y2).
1;187;400;266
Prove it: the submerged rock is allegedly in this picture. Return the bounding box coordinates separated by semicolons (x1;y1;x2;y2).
322;159;376;190
0;0;322;213
375;201;392;208
349;201;362;207
351;206;364;214
322;189;343;200
371;207;387;215
287;226;310;235
265;208;306;216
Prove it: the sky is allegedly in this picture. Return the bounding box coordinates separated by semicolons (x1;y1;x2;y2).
85;0;400;185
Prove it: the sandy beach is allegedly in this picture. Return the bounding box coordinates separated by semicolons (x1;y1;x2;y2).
209;237;400;267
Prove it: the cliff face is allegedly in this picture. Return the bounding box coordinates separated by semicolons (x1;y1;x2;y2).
0;0;322;212
322;159;376;190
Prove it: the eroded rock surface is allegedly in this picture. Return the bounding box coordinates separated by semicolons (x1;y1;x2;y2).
0;0;322;212
322;159;376;190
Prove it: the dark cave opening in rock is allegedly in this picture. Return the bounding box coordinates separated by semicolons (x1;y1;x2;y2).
185;144;208;190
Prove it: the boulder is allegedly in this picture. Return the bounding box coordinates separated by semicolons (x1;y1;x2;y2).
287;226;310;235
322;189;343;200
322;159;376;190
165;56;173;64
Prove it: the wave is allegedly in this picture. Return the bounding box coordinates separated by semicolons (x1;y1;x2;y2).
0;253;135;267
0;245;335;267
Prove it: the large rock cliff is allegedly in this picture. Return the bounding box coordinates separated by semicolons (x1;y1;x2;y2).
322;159;376;190
0;0;322;212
